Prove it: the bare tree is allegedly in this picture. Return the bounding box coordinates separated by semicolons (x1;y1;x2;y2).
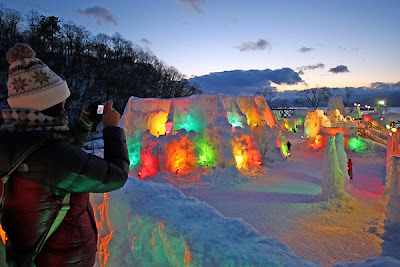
294;87;332;109
343;87;354;107
0;7;22;47
24;10;41;48
256;87;277;104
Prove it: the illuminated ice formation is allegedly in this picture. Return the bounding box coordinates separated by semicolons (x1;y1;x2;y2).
304;110;331;149
321;135;346;199
335;133;349;181
327;109;345;123
385;156;400;224
119;94;286;180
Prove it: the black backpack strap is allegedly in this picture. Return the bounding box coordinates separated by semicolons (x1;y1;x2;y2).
0;143;43;208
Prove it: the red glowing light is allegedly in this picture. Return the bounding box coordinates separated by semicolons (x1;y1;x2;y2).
138;140;159;179
165;122;173;136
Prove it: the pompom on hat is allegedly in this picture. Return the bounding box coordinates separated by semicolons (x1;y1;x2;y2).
6;43;70;111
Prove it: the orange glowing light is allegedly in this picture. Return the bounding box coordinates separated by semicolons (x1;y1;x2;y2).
310;134;324;149
184;245;192;266
391;128;397;133
159;222;164;230
232;134;262;171
166;136;197;174
99;230;114;266
0;224;6;244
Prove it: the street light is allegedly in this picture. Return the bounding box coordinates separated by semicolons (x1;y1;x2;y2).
379;100;385;106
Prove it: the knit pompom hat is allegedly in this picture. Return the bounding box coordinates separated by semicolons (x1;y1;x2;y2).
6;43;70;111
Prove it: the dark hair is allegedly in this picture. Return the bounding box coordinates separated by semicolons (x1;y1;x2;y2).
41;102;64;117
349;159;351;161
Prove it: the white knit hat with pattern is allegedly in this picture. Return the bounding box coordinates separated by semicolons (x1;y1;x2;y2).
6;43;70;111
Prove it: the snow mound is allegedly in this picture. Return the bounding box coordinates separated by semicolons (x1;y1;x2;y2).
91;177;320;267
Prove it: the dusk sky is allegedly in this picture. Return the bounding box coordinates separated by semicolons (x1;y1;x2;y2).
2;0;400;91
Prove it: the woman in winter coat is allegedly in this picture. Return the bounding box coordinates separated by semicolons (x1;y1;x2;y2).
0;43;130;266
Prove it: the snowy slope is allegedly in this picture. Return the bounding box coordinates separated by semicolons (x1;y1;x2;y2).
91;177;320;266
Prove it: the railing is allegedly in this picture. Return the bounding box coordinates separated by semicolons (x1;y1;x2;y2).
271;108;295;118
357;121;389;146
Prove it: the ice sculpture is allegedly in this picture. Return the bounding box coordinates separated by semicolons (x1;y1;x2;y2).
119;94;287;180
321;135;345;198
335;133;349;182
304;110;331;149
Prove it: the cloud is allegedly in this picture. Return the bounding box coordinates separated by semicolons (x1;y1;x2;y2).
298;46;314;53
297;63;325;72
140;38;152;46
177;0;205;13
329;65;349;73
76;6;117;25
188;68;303;95
235;39;271;52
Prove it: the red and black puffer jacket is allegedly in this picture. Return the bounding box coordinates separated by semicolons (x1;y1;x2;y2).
0;126;130;267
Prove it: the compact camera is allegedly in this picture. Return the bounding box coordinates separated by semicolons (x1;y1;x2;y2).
97;104;104;114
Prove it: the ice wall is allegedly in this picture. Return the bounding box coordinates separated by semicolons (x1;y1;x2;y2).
321;136;346;199
119;94;286;182
304;110;331;149
385;156;400;224
91;177;320;267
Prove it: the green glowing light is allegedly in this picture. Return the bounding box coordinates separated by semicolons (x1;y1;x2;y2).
227;112;244;128
174;110;206;133
194;136;219;167
280;134;288;156
348;137;370;153
127;132;142;168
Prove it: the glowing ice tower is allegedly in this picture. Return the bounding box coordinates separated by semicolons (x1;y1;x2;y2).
120;94;286;182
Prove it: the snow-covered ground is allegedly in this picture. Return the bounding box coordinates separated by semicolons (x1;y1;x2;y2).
91;130;400;266
181;131;396;266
